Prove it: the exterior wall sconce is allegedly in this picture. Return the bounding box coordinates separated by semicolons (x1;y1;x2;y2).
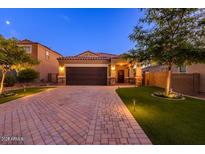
133;64;137;69
111;66;115;71
59;66;64;72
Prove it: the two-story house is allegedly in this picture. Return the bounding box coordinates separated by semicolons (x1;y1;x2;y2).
18;39;62;82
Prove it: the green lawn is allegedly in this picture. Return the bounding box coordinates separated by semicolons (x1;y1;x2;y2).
116;86;205;145
0;87;55;104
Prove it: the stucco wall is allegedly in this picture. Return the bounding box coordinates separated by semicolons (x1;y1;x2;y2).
34;44;61;82
30;44;38;60
58;59;110;65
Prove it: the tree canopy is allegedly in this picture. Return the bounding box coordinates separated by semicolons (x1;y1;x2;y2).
0;35;39;94
128;8;205;67
125;8;205;96
0;35;38;70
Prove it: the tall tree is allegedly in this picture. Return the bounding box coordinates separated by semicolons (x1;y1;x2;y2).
0;35;38;94
122;49;150;68
127;8;205;96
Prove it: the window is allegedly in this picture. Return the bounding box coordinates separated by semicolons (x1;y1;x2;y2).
45;51;49;60
179;65;187;73
18;45;32;54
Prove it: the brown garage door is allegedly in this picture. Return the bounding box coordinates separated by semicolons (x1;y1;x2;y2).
66;67;107;85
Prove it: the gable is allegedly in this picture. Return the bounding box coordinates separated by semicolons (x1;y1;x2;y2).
19;39;34;44
77;51;98;57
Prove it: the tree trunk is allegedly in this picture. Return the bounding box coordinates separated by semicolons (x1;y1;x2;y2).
23;83;26;92
0;72;6;95
165;66;172;96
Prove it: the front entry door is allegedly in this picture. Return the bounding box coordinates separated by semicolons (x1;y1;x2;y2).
118;70;124;83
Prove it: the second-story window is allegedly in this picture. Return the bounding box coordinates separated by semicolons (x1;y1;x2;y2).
45;51;49;60
179;65;187;73
19;45;32;54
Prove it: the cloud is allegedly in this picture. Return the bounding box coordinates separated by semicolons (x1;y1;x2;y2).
5;20;10;25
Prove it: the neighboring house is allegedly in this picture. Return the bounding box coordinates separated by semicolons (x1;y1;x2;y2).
57;51;142;86
143;64;205;94
18;39;62;82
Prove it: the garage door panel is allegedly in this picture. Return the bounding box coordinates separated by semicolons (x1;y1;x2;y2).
66;67;107;85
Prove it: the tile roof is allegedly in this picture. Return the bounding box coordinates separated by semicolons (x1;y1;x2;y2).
96;52;118;58
57;56;111;60
58;51;120;60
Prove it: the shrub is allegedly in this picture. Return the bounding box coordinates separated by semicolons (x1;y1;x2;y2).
18;68;39;83
4;75;16;87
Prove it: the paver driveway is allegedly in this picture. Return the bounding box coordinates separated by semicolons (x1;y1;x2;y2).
0;86;151;145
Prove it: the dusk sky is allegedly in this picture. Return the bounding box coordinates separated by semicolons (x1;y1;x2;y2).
0;9;143;56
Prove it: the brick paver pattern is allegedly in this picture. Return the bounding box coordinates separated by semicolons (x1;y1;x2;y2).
0;86;152;145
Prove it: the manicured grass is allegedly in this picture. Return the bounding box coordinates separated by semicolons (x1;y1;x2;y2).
116;86;205;145
0;87;55;104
